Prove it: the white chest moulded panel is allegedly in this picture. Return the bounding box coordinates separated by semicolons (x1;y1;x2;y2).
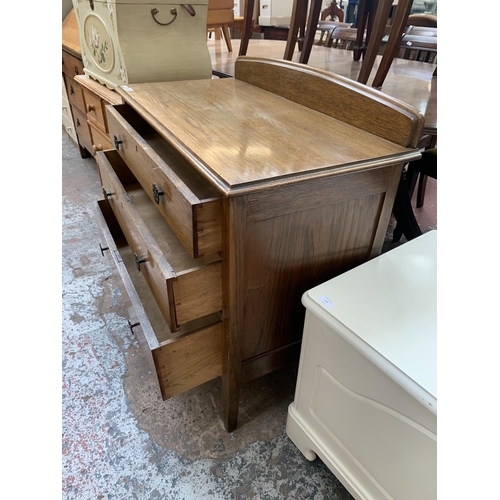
258;0;293;26
72;0;212;89
286;230;437;500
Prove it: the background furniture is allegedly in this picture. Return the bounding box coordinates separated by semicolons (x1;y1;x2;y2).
325;26;364;49
72;0;212;88
76;75;123;156
287;230;437;500
316;21;353;46
94;57;423;432
62;77;78;145
62;9;92;158
392;148;437;241
207;0;235;52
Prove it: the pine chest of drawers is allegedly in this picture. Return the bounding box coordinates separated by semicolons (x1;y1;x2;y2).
71;0;212;88
94;57;424;432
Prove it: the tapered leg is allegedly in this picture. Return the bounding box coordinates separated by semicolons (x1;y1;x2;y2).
357;0;393;85
284;0;308;60
239;0;255;56
298;0;324;64
371;0;413;88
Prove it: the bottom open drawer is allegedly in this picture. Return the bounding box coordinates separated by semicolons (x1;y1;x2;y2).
94;199;223;400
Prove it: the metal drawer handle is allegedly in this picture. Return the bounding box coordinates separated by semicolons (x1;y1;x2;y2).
87;104;95;112
102;187;112;201
114;135;123;150
128;319;140;334
70;85;74;95
152;183;164;204
74;66;79;76
134;253;146;271
151;7;177;25
99;243;109;256
76;118;81;127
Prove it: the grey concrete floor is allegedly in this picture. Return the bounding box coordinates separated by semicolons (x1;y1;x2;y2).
62;129;356;500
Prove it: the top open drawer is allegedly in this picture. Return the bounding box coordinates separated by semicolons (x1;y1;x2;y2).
106;104;222;259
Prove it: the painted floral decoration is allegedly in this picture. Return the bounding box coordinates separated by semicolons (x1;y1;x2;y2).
87;24;109;65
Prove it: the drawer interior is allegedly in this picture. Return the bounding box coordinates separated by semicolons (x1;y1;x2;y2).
97;199;221;345
111;104;220;201
103;150;221;271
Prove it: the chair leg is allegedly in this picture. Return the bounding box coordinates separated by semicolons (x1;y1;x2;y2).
416;174;428;208
222;24;233;52
392;168;423;242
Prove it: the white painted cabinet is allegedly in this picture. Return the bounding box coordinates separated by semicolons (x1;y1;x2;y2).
286;230;437;500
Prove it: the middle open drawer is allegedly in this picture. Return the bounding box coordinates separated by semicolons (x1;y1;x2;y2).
96;149;222;332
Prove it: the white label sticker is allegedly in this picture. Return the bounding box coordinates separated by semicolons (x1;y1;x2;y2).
122;86;134;91
319;295;335;308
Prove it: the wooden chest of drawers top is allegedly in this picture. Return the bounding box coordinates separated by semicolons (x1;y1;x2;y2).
115;59;422;195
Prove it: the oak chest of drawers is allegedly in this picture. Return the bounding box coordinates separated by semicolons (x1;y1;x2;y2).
94;57;424;432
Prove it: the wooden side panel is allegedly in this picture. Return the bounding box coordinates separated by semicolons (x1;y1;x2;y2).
239;166;399;363
153;323;223;399
234;57;425;148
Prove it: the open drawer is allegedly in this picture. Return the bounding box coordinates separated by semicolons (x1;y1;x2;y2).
96;150;222;332
94;198;223;400
106;103;222;258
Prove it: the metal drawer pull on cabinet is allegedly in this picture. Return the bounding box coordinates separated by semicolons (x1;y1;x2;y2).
127;319;140;334
134;253;146;271
152;183;164;204
114;135;123;150
102;188;112;201
87;104;95;112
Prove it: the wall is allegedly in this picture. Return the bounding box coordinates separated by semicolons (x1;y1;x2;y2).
62;0;73;20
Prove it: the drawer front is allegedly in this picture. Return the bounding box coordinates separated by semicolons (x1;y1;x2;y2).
96;149;222;331
62;112;78;143
89;121;113;155
62;50;84;79
70;104;93;153
94;199;223;400
63;73;85;113
106;104;222;258
82;87;108;132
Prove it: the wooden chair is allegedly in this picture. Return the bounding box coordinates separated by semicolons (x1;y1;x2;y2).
392;148;437;242
398;21;437;208
207;0;235;52
406;13;437;28
317;21;353;46
325;26;364;50
398;33;437;63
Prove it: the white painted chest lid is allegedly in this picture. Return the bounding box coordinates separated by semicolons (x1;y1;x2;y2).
304;230;437;408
